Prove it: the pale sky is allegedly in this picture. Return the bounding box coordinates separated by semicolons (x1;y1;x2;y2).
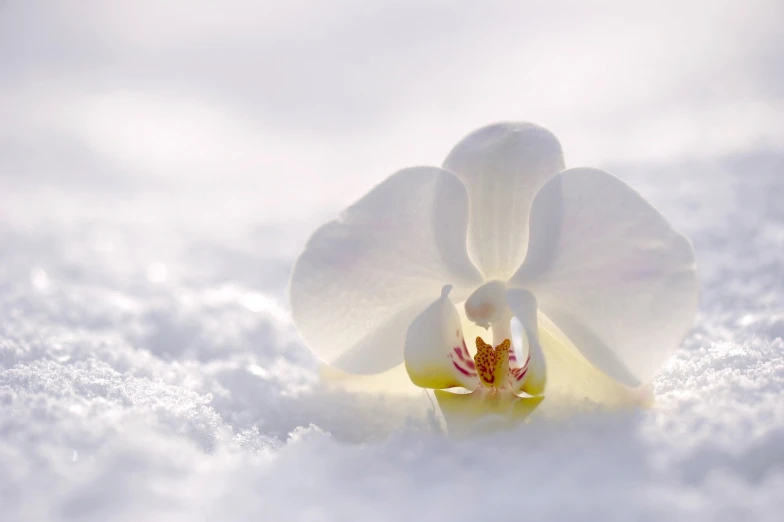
2;0;782;221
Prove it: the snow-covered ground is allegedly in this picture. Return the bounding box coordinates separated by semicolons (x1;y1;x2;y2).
2;1;783;521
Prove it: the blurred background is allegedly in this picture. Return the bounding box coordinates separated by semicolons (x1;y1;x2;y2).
3;0;782;302
1;1;783;520
3;0;783;225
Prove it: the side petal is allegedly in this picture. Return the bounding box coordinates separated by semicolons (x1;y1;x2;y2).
537;313;654;409
290;167;482;374
443;122;565;280
511;168;698;387
404;286;480;390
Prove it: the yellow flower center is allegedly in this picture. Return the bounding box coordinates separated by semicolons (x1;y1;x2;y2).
473;337;510;389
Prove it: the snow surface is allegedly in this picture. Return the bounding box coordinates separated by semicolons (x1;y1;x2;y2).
2;1;784;521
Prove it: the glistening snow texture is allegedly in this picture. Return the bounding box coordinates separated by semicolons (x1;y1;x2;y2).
1;155;783;521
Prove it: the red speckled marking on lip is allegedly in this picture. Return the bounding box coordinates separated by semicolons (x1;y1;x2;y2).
511;367;528;380
449;341;479;380
449;352;478;378
474;337;495;385
475;337;515;388
452;361;477;377
453;341;476;369
461;341;475;368
511;355;531;381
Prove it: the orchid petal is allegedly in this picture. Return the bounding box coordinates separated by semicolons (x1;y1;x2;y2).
537;313;653;409
506;289;547;395
511;168;698;387
443;122;565;280
290;167;482;374
404;286;480;390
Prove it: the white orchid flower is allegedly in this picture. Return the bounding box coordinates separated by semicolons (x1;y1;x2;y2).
289;122;698;429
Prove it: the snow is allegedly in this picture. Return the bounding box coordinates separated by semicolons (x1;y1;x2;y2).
2;1;783;520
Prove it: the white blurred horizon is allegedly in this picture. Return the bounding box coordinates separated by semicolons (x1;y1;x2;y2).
2;0;783;222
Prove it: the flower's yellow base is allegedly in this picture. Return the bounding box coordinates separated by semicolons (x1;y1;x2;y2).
434;388;543;435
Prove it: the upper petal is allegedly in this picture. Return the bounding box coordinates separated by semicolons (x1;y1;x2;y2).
289;167;482;374
443;122;565;280
510;168;698;387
